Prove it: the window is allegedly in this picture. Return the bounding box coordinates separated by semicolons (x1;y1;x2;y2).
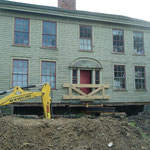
80;25;92;50
12;59;28;87
72;69;77;84
133;32;144;55
114;65;126;90
41;61;56;89
113;29;124;53
135;66;145;90
14;18;29;46
95;70;100;84
42;21;56;48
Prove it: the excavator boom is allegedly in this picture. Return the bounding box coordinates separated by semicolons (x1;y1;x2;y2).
0;83;51;119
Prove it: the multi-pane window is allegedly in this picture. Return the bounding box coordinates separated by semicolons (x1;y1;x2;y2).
41;61;56;89
80;25;92;50
135;66;145;90
95;70;100;84
42;21;56;48
14;18;29;46
12;59;28;87
113;29;124;53
133;32;144;55
114;65;126;90
72;69;77;84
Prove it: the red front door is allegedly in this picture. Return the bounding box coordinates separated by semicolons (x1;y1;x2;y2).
80;70;91;94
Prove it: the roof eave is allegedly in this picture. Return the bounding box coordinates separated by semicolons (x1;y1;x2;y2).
0;1;150;28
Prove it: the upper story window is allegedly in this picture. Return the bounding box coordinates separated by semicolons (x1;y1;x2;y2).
80;25;92;50
42;21;56;48
135;66;145;90
41;61;56;89
113;29;124;53
114;65;126;90
133;32;144;55
14;18;29;46
72;69;77;84
12;59;28;87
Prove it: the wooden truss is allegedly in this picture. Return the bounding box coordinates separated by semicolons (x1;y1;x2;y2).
63;83;110;101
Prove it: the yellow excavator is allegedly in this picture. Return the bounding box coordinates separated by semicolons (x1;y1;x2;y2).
0;83;51;119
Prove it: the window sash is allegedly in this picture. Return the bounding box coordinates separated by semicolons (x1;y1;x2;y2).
95;70;100;84
42;21;56;48
113;29;124;53
114;65;126;90
135;66;145;90
80;25;92;50
12;59;28;87
72;69;77;84
133;32;144;54
14;18;29;46
41;61;56;89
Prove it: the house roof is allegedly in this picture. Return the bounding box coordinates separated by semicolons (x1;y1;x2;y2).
0;0;150;28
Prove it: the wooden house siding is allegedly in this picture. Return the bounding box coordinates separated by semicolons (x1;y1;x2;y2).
0;5;150;105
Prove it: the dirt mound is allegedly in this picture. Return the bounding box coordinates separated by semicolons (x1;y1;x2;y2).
0;116;149;150
128;112;150;137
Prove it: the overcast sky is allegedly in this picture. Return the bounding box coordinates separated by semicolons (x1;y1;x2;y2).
8;0;150;22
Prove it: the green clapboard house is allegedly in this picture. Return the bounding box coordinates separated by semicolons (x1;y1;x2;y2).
0;0;150;114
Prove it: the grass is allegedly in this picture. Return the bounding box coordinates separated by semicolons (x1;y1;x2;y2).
128;121;150;140
128;122;136;127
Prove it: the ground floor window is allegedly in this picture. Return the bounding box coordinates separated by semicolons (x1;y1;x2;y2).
135;66;145;90
72;69;77;84
114;65;126;90
41;61;56;89
12;59;28;87
95;70;100;84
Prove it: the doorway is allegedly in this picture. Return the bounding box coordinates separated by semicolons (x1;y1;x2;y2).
80;70;91;94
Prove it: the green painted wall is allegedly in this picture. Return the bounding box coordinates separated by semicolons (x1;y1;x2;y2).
0;9;150;104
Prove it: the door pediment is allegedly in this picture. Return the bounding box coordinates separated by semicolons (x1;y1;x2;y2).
70;58;102;69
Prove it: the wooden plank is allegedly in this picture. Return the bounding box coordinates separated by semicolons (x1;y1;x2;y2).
87;107;115;113
67;104;104;107
100;112;126;117
71;85;86;96
63;83;110;88
51;102;150;107
14;102;150;107
88;87;103;96
63;83;110;101
103;102;150;106
63;95;110;100
80;96;110;101
69;87;72;98
102;88;105;96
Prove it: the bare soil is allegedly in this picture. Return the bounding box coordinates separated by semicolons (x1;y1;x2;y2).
128;112;150;137
0;115;150;150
